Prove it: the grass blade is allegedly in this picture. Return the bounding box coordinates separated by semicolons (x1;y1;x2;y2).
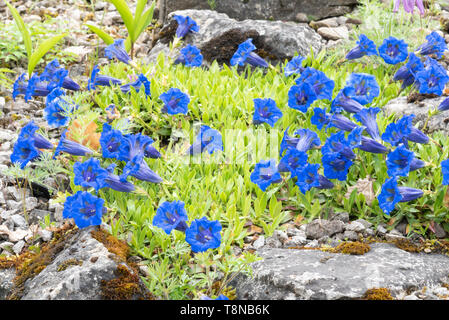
28;33;67;75
3;0;32;58
108;0;135;45
85;23;114;45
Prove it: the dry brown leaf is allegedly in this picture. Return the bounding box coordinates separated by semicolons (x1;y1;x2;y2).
294;214;304;225
246;225;263;235
344;177;375;205
67;120;101;151
387;217;396;226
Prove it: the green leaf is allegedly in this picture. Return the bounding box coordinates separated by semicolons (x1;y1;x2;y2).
108;0;135;45
85;23;114;45
28;33;67;75
134;0;148;25
3;0;32;59
134;1;156;40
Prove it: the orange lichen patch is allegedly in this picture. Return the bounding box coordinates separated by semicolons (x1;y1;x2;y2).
362;288;394;300
57;258;83;272
331;241;371;255
393;239;421;253
100;263;154;300
90;227;129;262
66;119;101;151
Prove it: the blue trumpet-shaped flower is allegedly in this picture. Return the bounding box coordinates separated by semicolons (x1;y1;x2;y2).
311;107;331;130
378;36;409;65
359;136;389;154
18;121;53;150
153;201;189;234
377;177;402;215
347;126;365;149
417;31;447;59
174;44;203;67
10;137;41;169
230;38;268;68
393;52;424;89
44;88;76;128
415;58;449;95
20;74;52;102
73;158;109;191
278;149;308;173
322;131;355;160
344;73;380;105
322;152;353;181
186;217;222;253
103;164;135;192
63;191;105;229
331;87;363;114
250;159;282;191
12;73;28;100
87;65;122;90
252;98;283;127
295;129;321;153
160;88;190;115
174;15;199;38
353;107;381;140
120;153;163;183
187;125;223;155
284;55;305;77
293;163;321;194
386;144;415;177
295;68;334;101
382;121;408;147
410;157;426;172
398;186;424;202
397;114;429;144
441;159;449;185
40;59;80;91
100;123;124;159
346;34;378;60
287;82;317;112
438;96;449;111
105;39;131;64
120;73;151;96
118;132;155;162
327;113;358;132
53;130;94;159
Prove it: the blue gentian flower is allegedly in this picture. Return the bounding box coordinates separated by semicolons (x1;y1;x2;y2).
397;114;429;144
63;191;105;229
87;65;122;90
294;163;321;194
252;98;283;127
346;34;378;60
347;126;365;149
378;36;409;65
160;88;190;115
441;159;449;185
393;52;424;89
344;73;380;105
145;144;161;159
295;129;321;152
12;73;28;100
327;113;358;132
120;73;151;96
278;149;308;173
279;128;300;156
73;158;109;191
382;121;408;147
174;44;203;67
386;144;415;177
118;132;155;162
359;136;389;154
311;107;331;130
377;177;402;215
23;73;52;102
317;175;335;190
10;137;41;169
322;152;353;181
284;55;305;77
287;82;317;112
100;123;124;159
250;159;282;191
53;130;94;159
330;87;363;114
439;96;449;111
105;39;131;64
416;57;449;95
173;15;199;38
398;186;424;202
185;217;222;253
187;125;223;155
153;201;189;234
417;31;447;59
120;153;163;183
353;107;381;140
322;131;355;160
295;68;334;101
230;38;268;68
41;59;80;91
410;157;426;172
18;121;53;150
104;164;135;192
44;88;76;128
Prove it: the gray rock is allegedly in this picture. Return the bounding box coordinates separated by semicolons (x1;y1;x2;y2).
20;227;150;300
38;229;53;242
0;241;14;251
295;13;309;23
329;211;349;223
48;202;64;222
304;240;319;248
12;240;25;255
305;219;345;239
433;287;449;296
164;0;358;22
253;235;265;249
317;26;349;40
385;229;406;241
284;235;308;248
286;227;304;237
383;96;449;134
0;268;15;299
148;10;322;64
403;294;420;300
265;236;282;248
272;230;288;243
10;214;28;229
376;224;388;236
231;243;449;300
342;230;359;241
310;18;339;29
355;219;372;229
345;221;366;233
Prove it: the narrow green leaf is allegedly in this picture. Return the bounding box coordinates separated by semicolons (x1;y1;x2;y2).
28;33;67;75
134;1;155;41
134;0;147;24
108;0;135;44
85;23;114;45
3;0;32;58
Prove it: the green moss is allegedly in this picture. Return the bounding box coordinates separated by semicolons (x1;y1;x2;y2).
331;242;371;255
90;227;129;262
362;288;394;300
57;258;83;272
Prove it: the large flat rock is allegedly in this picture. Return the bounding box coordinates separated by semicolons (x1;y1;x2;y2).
231;243;449;300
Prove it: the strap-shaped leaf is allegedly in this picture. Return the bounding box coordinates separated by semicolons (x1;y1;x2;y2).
134;0;148;25
85;23;114;45
108;0;135;42
134;1;155;40
124;36;132;52
3;0;32;58
28;33;67;75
